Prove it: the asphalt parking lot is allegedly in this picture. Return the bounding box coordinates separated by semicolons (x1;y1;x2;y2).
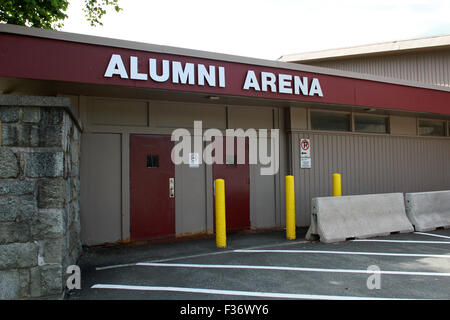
66;228;450;300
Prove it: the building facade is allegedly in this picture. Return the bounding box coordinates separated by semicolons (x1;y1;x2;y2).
1;24;450;252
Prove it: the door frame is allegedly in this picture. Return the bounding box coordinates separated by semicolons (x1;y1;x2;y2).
129;134;175;241
212;136;251;231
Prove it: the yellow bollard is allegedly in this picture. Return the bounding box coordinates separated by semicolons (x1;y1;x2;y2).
332;173;342;196
285;175;296;240
215;179;227;248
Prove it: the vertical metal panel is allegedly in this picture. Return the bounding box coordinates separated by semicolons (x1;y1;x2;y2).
80;133;122;245
310;49;450;88
250;137;277;229
292;132;450;226
175;162;207;236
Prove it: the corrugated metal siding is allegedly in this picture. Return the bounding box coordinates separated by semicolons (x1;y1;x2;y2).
309;49;450;87
291;132;450;226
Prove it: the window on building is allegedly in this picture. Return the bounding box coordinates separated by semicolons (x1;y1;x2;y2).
146;155;159;168
310;111;350;131
354;115;389;134
418;119;446;137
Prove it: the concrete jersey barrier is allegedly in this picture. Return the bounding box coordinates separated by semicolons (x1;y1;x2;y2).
405;190;450;232
306;193;414;243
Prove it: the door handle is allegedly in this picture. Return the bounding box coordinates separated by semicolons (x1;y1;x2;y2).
169;178;175;198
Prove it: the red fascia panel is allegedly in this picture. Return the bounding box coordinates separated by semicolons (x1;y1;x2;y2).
0;33;449;115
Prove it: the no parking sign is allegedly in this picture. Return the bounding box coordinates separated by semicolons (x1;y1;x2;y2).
300;138;311;169
300;138;310;158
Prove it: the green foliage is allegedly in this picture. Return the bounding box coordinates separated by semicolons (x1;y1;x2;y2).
0;0;122;29
83;0;122;27
0;0;69;29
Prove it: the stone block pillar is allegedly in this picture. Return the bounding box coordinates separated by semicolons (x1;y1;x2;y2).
0;95;82;299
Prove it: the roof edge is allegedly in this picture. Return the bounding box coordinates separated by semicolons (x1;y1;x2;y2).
279;34;450;63
1;23;449;93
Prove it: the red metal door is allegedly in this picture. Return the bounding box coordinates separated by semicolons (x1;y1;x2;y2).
213;137;250;231
130;135;175;240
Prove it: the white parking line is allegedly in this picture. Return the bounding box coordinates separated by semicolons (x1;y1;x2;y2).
95;263;138;271
91;284;410;300
234;249;450;259
95;239;308;271
351;239;450;244
136;262;450;277
95;235;450;271
414;232;450;240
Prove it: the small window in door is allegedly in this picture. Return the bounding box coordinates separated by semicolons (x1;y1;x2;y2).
147;155;159;168
226;155;237;166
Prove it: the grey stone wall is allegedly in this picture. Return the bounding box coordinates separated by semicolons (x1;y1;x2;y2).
0;95;82;299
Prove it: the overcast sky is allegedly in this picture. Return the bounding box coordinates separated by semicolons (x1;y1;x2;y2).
61;0;450;60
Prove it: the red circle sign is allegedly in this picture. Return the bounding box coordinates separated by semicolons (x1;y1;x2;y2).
301;139;310;151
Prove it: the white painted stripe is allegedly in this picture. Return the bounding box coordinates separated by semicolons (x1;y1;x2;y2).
96;263;137;271
351;239;450;244
91;284;407;300
150;240;308;264
95;239;308;271
234;249;450;259
414;232;450;240
136;262;450;277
